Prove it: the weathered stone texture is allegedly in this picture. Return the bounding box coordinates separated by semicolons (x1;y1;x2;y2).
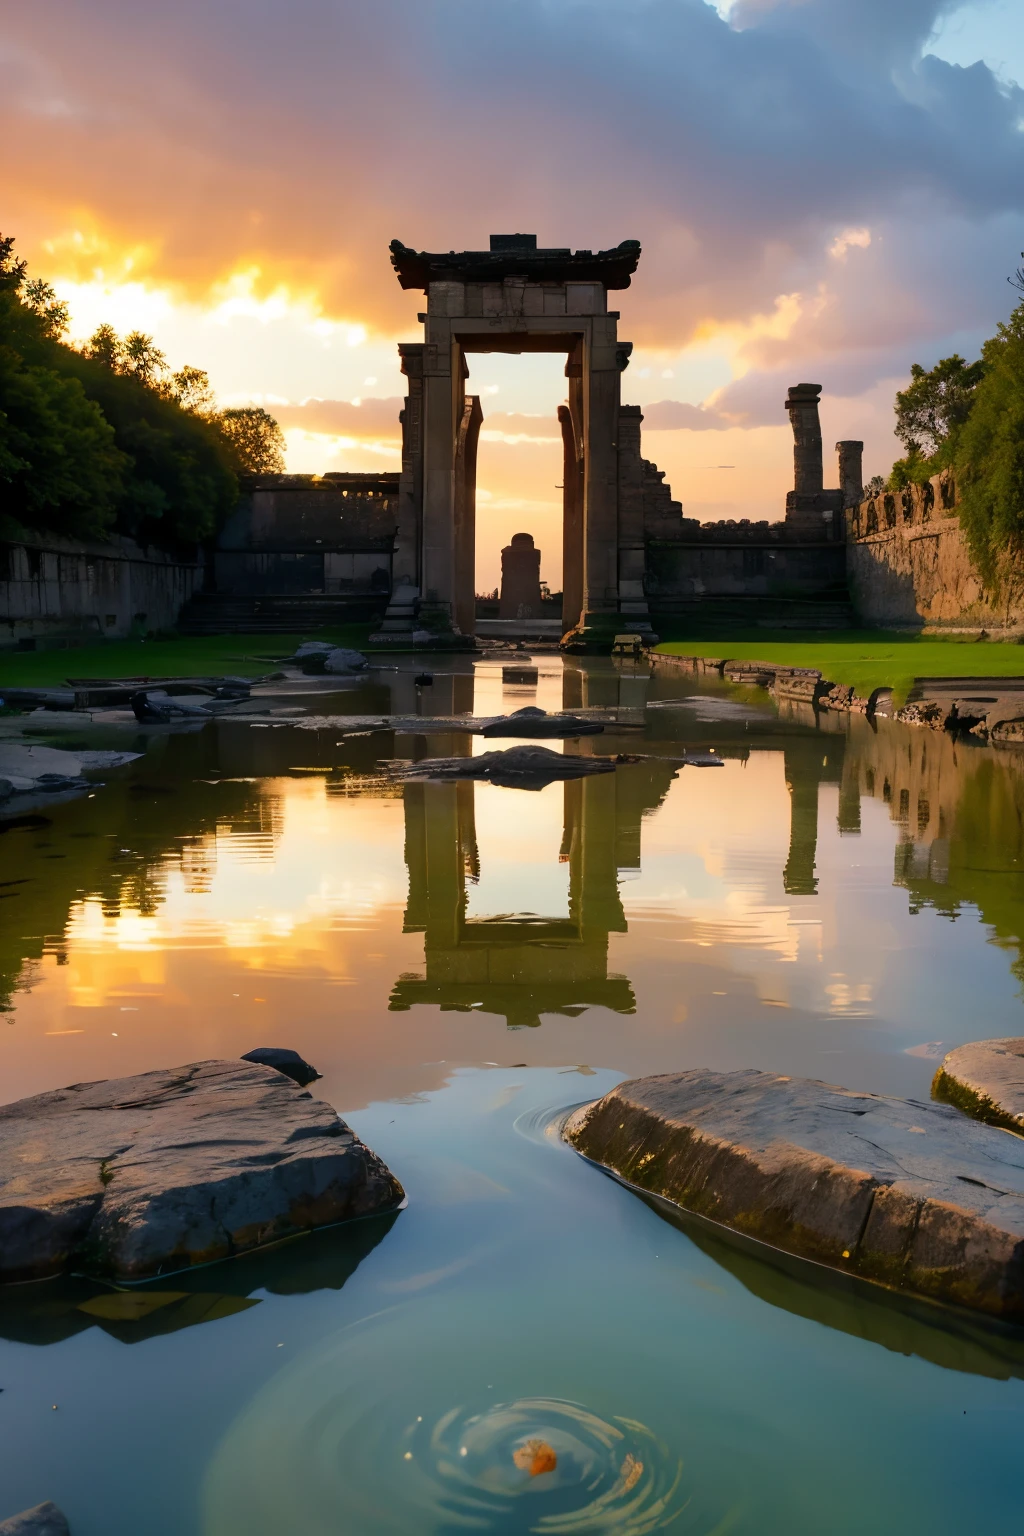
0;1060;403;1283
845;472;1024;629
934;1038;1024;1134
565;1068;1024;1319
0;1503;70;1536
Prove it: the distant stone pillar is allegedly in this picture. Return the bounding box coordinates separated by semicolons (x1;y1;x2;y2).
785;384;824;496
836;440;864;507
499;532;542;618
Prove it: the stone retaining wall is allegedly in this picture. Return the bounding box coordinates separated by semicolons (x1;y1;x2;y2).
0;534;205;649
844;472;1024;630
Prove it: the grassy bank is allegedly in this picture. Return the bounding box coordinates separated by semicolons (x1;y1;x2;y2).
655;629;1024;702
0;628;372;688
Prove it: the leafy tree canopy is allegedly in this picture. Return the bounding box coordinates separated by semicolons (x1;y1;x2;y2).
216;406;286;474
0;233;255;547
894;354;987;459
955;301;1024;579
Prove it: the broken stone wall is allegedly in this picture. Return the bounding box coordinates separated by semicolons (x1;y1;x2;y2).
0;533;205;648
845;472;1024;629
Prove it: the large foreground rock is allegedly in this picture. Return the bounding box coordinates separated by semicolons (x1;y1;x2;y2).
0;1504;69;1536
0;1060;403;1283
565;1069;1024;1320
934;1038;1024;1133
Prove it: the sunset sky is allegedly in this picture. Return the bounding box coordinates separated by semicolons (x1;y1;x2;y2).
5;0;1023;587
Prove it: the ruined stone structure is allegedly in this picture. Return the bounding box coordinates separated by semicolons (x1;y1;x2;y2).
844;471;1024;631
783;384;845;535
371;234;656;651
499;532;542;619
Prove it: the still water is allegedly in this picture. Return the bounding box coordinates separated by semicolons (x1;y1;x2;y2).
2;653;1024;1532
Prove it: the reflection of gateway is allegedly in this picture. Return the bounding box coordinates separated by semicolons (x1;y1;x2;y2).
391;765;672;1027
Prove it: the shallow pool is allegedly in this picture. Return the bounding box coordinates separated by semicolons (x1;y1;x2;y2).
2;654;1023;1532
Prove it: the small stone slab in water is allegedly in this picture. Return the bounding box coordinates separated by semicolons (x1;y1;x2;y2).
934;1038;1024;1133
0;1059;403;1283
480;707;604;738
565;1069;1024;1320
398;744;619;789
0;1503;69;1536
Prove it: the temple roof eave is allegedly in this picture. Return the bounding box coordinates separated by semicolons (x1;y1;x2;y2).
389;239;641;292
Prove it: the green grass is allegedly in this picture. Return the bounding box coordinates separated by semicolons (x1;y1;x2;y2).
655;629;1024;703
0;628;372;688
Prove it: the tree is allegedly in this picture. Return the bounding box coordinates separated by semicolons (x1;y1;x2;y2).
215;406;286;473
863;475;885;498
894;354;986;458
955;301;1024;579
0;238;125;539
85;323;124;370
22;278;69;340
0;232;238;547
121;330;167;386
169;364;215;415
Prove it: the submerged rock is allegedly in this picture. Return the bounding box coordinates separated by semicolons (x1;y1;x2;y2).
480;706;603;738
241;1047;322;1086
0;1504;69;1536
565;1068;1024;1321
0;1059;403;1284
398;744;624;789
933;1037;1024;1134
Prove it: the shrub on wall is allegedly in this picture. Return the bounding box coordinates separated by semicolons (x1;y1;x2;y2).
955;302;1024;581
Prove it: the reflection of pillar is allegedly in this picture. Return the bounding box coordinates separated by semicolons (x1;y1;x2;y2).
837;753;862;835
402;781;468;943
783;746;820;895
567;774;627;936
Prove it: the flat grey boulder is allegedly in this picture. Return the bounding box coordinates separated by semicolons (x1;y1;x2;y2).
397;744;627;790
479;706;603;738
565;1069;1024;1320
934;1038;1024;1133
0;1503;69;1536
0;1059;403;1283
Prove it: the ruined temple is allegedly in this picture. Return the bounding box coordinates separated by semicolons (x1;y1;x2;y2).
174;235;859;644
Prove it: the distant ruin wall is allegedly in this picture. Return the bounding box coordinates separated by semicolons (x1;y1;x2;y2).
0;533;205;649
213;473;399;598
845;472;1024;629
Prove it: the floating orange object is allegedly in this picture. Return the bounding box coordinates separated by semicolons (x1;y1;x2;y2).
513;1438;558;1477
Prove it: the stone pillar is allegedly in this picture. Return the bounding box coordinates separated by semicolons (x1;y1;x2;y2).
836;440;864;507
616;404;656;638
453;393;482;636
786;384;824;496
369;344;424;644
499;533;542;618
559;405;583;634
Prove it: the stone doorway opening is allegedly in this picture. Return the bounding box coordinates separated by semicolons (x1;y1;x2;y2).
470;350;566;629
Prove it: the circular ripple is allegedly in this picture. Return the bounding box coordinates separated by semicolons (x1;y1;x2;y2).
400;1395;682;1532
204;1300;698;1535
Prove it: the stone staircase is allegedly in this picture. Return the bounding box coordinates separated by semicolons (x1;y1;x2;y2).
176;592;386;635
